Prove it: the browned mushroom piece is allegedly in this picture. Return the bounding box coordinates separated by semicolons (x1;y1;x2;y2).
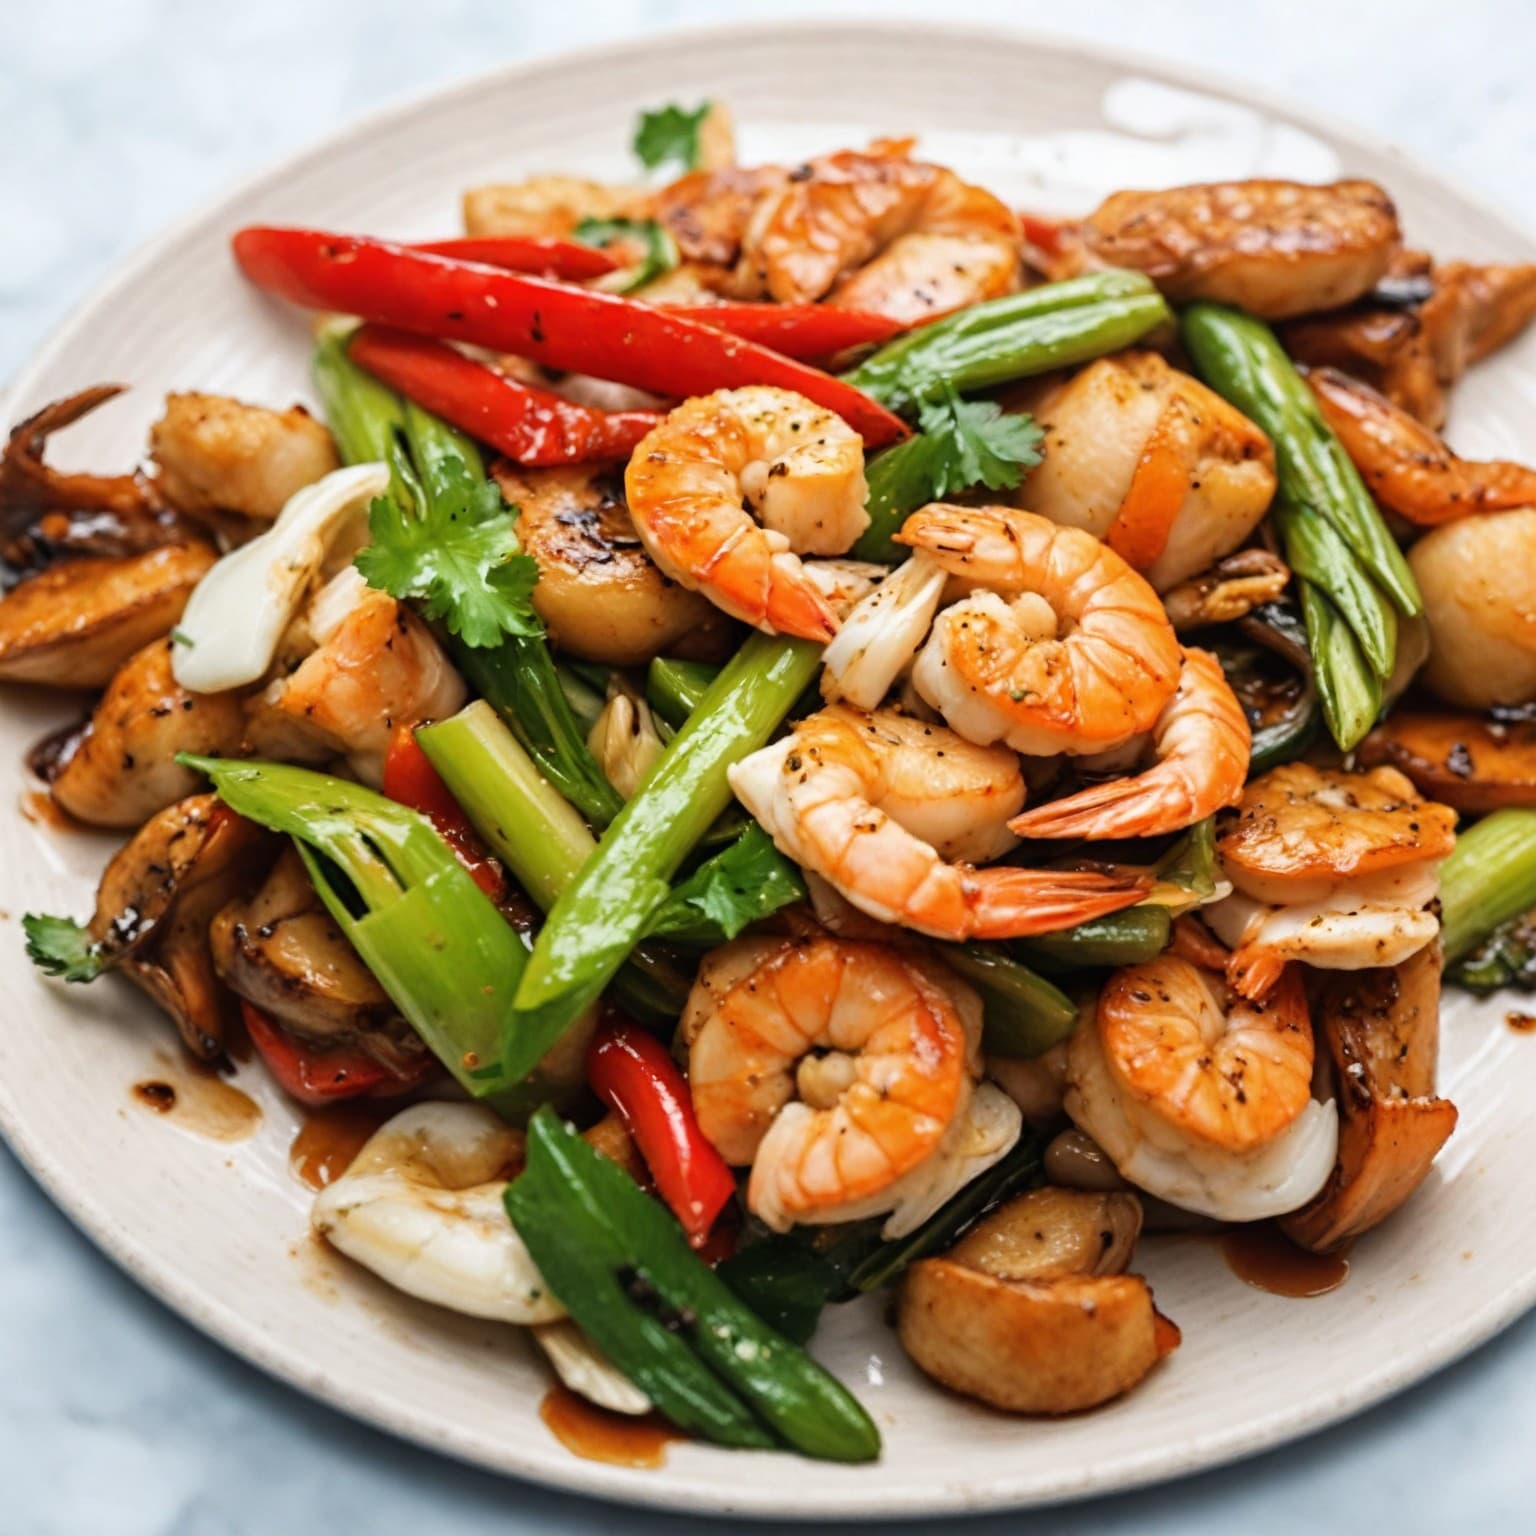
210;847;430;1078
898;1187;1178;1414
79;794;274;1059
1281;944;1458;1254
0;541;216;687
1358;711;1536;812
47;637;246;828
1160;549;1292;632
148;392;340;521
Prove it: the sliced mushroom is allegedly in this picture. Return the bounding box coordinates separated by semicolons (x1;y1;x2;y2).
898;1187;1176;1414
1359;710;1536;812
149;392;340;521
1161;549;1291;632
47;637;245;827
80;794;273;1058
209;847;429;1077
0;541;216;687
1281;943;1458;1253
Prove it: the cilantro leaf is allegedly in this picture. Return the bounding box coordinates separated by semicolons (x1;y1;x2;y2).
632;101;710;172
23;913;104;982
646;825;806;947
354;453;542;650
916;387;1045;495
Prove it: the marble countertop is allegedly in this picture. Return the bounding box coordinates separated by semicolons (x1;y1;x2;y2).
5;2;1536;1531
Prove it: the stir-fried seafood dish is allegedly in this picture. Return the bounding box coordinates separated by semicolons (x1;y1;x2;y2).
15;100;1536;1460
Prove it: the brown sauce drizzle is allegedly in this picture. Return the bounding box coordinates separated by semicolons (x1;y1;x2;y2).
1222;1222;1351;1298
19;790;82;832
1507;1011;1536;1034
289;1103;392;1191
130;1055;261;1142
538;1386;681;1469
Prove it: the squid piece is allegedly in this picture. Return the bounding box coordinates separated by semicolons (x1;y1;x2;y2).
1281;944;1458;1253
898;1187;1176;1414
47;637;245;828
0;542;216;687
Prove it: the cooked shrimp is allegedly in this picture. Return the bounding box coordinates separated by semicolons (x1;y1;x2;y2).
896;504;1182;757
1065;957;1339;1221
624;387;869;642
730;704;1149;941
685;935;984;1231
1409;507;1536;709
1081;179;1400;319
495;464;728;666
821;551;949;710
149;393;340;520
1308;367;1536;526
1207;763;1456;998
1008;648;1250;841
48;637;245;829
312;1102;650;1413
1008;353;1277;590
260;567;466;784
733;146;1021;324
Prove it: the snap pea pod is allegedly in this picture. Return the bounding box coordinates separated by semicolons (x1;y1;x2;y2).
939;944;1080;1057
1299;580;1383;752
852;432;947;564
844;270;1171;415
506;1107;881;1461
508;634;822;1058
1013;904;1172;974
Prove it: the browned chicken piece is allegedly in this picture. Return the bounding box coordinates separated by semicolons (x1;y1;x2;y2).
1307;366;1536;525
1081;179;1400;320
1283;299;1446;427
149;393;339;520
462;175;650;240
210;847;429;1078
1420;260;1536;379
46;637;245;828
72;794;273;1059
1359;711;1536;812
655;163;789;268
899;1187;1177;1414
496;463;732;666
1281;944;1458;1253
0;541;216;687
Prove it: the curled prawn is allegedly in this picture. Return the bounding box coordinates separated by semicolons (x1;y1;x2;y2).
686;935;1019;1233
1065;957;1339;1221
736;145;1021;324
1009;648;1251;841
897;504;1182;756
1308;365;1536;526
624;387;869;642
729;703;1149;942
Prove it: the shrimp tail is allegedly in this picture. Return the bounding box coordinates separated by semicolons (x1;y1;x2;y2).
967;866;1153;940
1226;945;1287;1001
1009;770;1198;841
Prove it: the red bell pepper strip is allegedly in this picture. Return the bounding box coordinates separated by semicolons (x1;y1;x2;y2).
411;236;618;280
586;1015;737;1245
382;722;506;900
349;325;660;466
663;304;906;361
231;227;908;446
242;1001;426;1106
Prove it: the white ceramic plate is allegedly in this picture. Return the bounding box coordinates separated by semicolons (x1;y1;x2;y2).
4;20;1535;1522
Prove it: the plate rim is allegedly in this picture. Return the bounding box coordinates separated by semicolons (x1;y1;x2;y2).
3;17;1535;1521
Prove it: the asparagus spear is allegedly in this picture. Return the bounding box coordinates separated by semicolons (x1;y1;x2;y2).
1440;809;1536;964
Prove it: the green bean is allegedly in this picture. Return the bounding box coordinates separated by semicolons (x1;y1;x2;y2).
1440;809;1536;964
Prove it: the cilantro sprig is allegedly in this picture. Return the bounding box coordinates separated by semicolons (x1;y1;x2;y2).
573;217;680;294
23;913;103;983
354;415;542;650
854;386;1046;562
632;101;711;172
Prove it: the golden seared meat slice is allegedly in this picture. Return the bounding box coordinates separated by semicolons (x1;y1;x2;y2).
655;163;789;268
1081;178;1400;319
149;393;339;520
1012;352;1276;590
75;794;273;1058
1422;260;1536;379
1410;507;1536;709
496;463;731;666
1282;944;1457;1252
0;541;216;687
210;847;428;1078
462;175;649;239
48;637;245;828
898;1187;1177;1414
